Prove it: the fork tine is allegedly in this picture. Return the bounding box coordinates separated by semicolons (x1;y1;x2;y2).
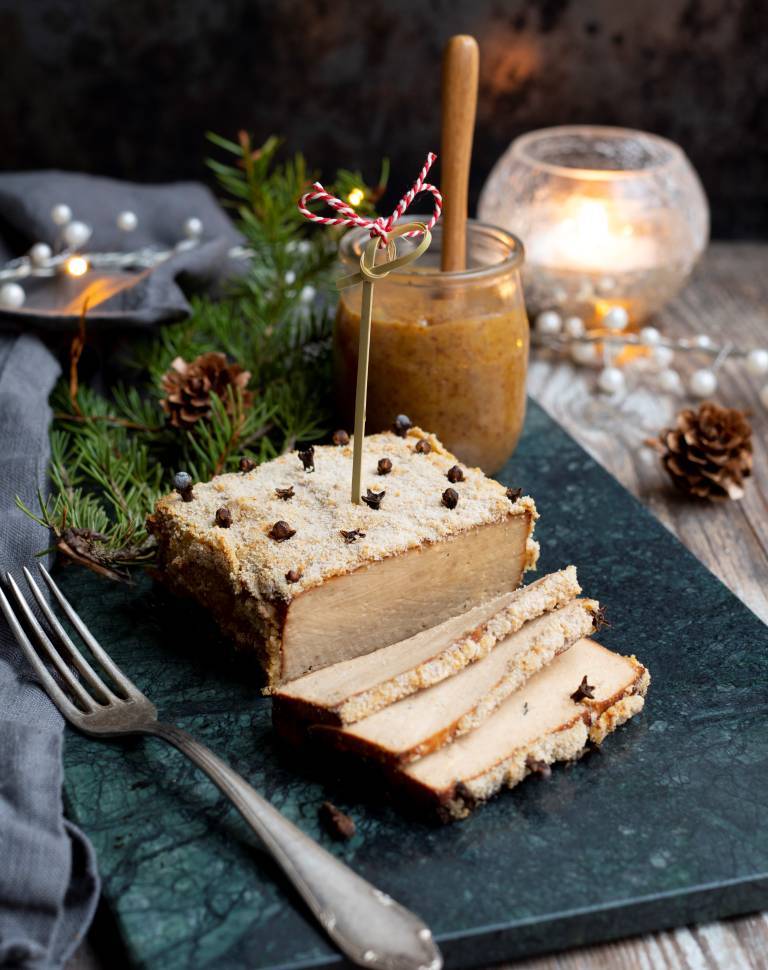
38;564;142;699
23;567;116;704
0;584;82;721
5;574;96;712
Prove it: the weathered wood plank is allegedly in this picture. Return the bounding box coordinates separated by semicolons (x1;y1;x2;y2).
527;241;768;625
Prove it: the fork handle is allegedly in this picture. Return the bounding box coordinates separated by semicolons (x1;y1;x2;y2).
146;722;441;970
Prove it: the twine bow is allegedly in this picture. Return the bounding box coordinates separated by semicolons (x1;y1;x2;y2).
298;154;441;505
298;152;442;245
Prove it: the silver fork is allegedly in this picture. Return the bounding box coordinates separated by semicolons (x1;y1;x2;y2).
0;565;442;970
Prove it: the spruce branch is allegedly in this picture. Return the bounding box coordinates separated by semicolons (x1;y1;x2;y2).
19;131;384;579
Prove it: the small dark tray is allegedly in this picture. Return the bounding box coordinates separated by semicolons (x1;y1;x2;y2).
61;400;768;969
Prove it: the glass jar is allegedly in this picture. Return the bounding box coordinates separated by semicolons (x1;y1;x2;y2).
478;125;709;325
334;220;527;474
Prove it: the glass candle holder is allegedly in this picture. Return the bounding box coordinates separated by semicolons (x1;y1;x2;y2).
334;220;527;473
478;125;709;326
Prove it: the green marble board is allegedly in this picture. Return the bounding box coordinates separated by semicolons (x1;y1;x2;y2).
61;400;768;969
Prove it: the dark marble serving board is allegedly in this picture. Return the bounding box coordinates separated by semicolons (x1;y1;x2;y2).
61;400;768;969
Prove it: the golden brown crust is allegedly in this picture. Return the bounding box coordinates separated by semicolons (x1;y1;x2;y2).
149;427;538;682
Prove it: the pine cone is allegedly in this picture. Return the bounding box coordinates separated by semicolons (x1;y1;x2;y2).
160;352;252;428
653;402;753;501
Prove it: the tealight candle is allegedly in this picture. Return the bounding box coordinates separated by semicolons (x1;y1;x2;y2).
479;126;709;326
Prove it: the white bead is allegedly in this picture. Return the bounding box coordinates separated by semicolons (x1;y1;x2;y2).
564;316;585;338
694;334;713;349
652;345;674;369
746;348;768;377
285;240;298;254
658;368;683;394
597;366;626;394
62;220;92;249
51;204;72;226
184;217;203;239
597;276;616;295
534;310;562;336
602;306;629;331
300;284;316;304
284;270;296;286
690;368;717;398
117;210;138;232
297;240;312;255
29;242;52;266
640;326;661;345
760;384;768;409
571;341;598;365
0;282;25;309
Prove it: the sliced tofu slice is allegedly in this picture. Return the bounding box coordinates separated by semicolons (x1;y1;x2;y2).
399;638;649;820
309;598;598;766
271;566;581;725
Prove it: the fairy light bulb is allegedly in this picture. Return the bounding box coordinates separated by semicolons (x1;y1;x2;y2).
65;255;89;277
347;187;365;207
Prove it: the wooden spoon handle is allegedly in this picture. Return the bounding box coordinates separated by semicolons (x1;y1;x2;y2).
440;34;479;273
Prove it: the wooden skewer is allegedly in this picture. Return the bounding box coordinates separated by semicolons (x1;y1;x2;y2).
440;34;479;273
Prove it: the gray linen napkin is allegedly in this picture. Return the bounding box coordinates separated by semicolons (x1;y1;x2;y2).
0;334;99;970
0;174;242;968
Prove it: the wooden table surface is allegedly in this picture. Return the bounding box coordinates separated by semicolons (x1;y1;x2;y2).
68;241;768;970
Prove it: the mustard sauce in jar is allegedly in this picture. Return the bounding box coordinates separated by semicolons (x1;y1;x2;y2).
334;221;528;473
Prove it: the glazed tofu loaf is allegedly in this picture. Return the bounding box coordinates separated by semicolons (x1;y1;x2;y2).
149;426;539;685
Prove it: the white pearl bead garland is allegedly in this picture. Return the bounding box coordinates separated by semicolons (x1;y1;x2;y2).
640;326;661;345
284;270;296;285
564;316;585;338
117;211;138;232
658;368;683;394
651;346;675;369
184;217;203;239
0;282;25;309
746;348;768;377
300;284;316;304
602;306;629;331
694;334;713;349
62;221;92;249
571;341;598;365
29;242;52;266
51;204;72;226
535;310;562;336
597;366;625;394
690;368;718;398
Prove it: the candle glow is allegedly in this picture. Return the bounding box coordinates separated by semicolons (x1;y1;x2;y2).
527;197;661;275
65;255;89;277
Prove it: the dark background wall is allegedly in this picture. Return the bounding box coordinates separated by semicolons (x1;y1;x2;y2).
1;0;766;238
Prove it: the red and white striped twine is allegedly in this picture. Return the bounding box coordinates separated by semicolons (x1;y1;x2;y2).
298;152;441;243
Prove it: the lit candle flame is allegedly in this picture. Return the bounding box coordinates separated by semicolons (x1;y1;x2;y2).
65;255;89;277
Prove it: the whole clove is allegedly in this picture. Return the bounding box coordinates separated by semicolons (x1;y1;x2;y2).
269;520;296;542
442;487;459;509
362;488;385;510
298;446;315;472
214;507;233;528
318;801;355;840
